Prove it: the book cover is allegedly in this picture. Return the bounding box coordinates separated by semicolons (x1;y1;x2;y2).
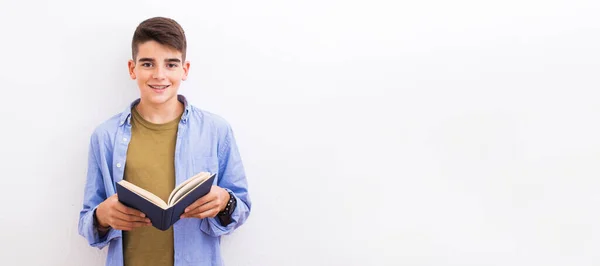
115;173;216;231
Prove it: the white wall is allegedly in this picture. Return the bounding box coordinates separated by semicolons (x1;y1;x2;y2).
0;0;599;265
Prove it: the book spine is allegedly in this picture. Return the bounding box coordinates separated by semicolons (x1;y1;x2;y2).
160;208;172;230
159;210;164;230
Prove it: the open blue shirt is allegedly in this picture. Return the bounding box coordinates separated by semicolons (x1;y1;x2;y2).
78;95;251;266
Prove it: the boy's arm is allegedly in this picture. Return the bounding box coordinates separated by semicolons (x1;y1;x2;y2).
78;132;121;249
200;124;251;237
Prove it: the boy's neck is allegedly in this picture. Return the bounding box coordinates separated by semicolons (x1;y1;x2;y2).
135;98;184;124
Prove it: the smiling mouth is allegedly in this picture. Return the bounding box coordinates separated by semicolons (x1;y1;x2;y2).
149;85;170;89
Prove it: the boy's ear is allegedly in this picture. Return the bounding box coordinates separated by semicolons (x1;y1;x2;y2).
182;61;191;81
128;60;136;79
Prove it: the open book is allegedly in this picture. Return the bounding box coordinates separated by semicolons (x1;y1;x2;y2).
116;172;216;231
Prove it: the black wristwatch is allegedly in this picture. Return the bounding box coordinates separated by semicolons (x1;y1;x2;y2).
217;191;237;225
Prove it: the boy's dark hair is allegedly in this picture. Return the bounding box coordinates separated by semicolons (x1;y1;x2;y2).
132;17;187;61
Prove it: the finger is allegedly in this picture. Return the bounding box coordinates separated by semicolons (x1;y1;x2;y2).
183;201;216;217
108;215;151;228
193;209;219;219
182;201;219;218
114;202;146;218
196;200;221;215
184;193;217;213
112;210;151;223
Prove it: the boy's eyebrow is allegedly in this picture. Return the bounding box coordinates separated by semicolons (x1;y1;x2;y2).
137;58;181;63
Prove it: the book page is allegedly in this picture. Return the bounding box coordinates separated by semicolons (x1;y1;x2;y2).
167;174;199;205
167;172;212;206
118;180;169;209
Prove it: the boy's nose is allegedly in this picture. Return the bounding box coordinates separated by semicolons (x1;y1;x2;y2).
152;67;166;79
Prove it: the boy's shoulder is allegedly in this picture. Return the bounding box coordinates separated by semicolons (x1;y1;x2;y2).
90;112;123;142
189;105;232;131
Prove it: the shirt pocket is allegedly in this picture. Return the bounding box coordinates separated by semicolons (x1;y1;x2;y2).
191;155;219;184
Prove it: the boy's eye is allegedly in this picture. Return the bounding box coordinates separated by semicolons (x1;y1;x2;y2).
168;63;179;68
141;62;153;67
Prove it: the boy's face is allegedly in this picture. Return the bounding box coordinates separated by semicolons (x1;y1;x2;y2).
128;41;190;107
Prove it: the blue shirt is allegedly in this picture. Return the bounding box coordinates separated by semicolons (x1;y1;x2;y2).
78;95;251;266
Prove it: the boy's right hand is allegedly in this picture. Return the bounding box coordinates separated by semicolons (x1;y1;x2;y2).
95;194;152;231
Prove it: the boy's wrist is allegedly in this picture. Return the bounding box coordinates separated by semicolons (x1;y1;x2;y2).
218;190;236;217
94;209;111;231
217;190;236;226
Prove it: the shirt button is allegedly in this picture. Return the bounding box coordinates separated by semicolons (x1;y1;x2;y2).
116;163;122;168
123;137;127;142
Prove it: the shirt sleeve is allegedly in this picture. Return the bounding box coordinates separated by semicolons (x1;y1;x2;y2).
200;123;252;237
78;131;121;249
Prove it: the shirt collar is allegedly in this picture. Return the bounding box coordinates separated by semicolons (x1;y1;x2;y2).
119;94;191;126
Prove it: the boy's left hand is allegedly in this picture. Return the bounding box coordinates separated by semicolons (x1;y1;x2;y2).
180;186;231;219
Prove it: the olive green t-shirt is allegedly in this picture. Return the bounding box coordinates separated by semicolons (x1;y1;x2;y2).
122;107;181;266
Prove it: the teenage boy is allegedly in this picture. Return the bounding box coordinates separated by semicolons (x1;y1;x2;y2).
78;17;251;266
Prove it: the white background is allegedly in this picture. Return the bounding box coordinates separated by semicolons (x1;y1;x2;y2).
0;0;599;265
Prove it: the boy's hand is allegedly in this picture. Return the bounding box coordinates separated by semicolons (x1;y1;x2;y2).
181;186;230;219
95;194;152;231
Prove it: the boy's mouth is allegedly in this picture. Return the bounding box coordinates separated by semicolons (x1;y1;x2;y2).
148;85;170;90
